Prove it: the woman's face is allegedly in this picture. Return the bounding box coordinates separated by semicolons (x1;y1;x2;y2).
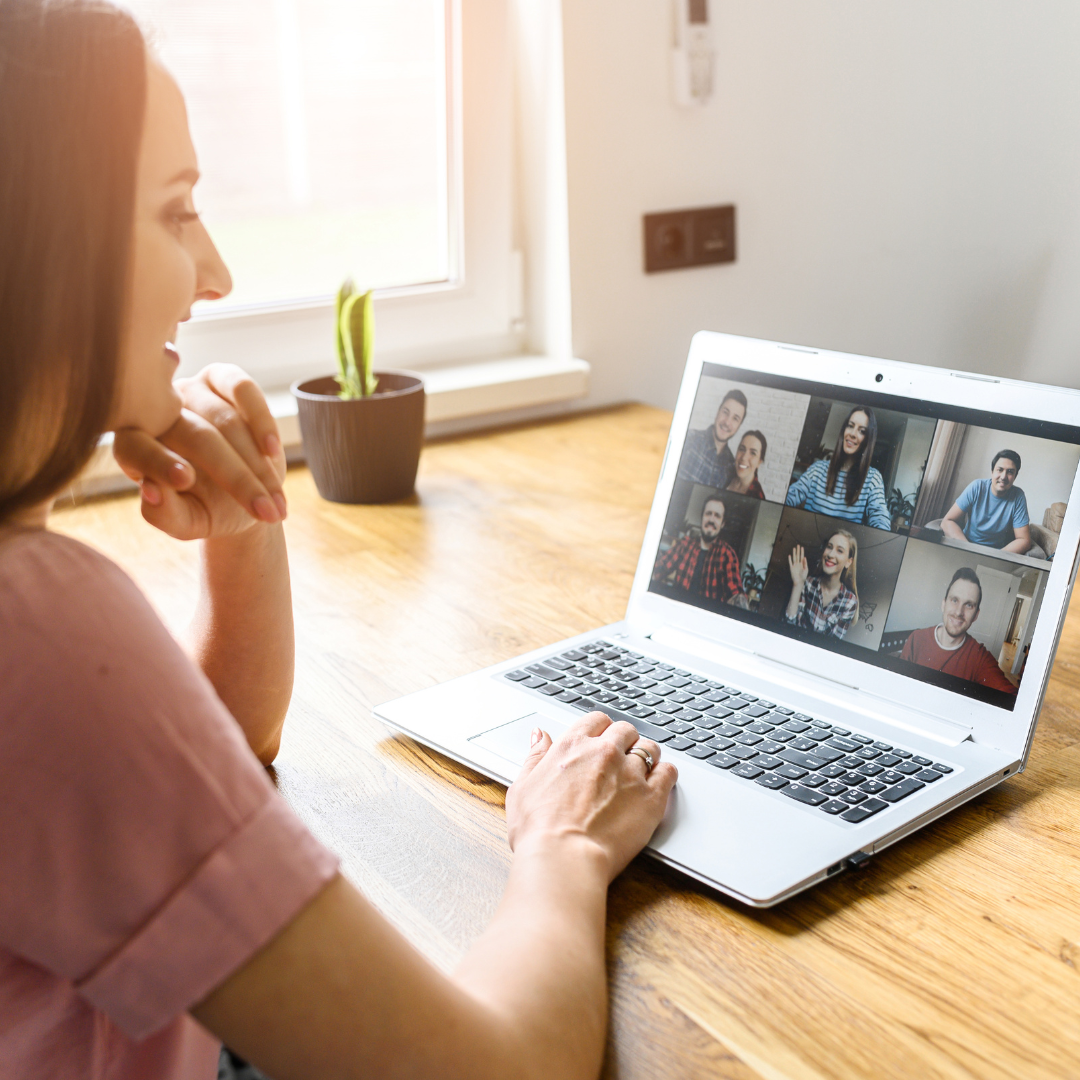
110;58;231;436
821;534;853;577
734;435;763;482
841;411;869;458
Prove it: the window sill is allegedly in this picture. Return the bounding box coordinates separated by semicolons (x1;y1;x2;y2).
68;355;590;501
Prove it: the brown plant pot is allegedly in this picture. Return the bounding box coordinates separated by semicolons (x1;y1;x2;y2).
291;372;425;504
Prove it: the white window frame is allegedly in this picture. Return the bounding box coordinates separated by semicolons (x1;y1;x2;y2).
175;0;529;390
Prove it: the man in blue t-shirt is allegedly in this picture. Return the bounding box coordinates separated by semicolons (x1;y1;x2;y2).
942;449;1031;554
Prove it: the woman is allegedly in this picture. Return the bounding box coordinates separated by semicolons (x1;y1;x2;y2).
726;430;768;499
785;406;891;530
0;5;676;1079
784;531;860;640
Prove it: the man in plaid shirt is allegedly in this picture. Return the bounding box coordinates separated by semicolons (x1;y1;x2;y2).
652;496;747;604
677;389;747;488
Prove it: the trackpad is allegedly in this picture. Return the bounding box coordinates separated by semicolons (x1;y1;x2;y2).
469;712;570;767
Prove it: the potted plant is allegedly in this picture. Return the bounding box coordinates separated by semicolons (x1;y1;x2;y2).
292;279;425;504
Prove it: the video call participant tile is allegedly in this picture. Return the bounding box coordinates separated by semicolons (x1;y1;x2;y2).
756;507;908;651
911;422;1080;562
784;397;937;533
676;376;810;504
881;537;1048;697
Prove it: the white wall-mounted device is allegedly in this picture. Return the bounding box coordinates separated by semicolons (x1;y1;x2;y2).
671;0;714;108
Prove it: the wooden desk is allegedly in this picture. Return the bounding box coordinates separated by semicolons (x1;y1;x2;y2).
53;405;1080;1080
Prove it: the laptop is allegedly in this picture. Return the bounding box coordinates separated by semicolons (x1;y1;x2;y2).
376;332;1080;906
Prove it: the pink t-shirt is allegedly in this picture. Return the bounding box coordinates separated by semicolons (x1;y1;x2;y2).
0;528;340;1079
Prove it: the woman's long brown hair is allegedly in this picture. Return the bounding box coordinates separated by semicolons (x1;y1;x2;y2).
825;405;877;507
0;0;146;521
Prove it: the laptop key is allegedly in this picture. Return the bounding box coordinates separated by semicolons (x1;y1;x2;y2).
831;727;851;736
805;729;831;742
776;764;807;780
556;690;581;703
860;780;888;795
522;676;546;689
810;720;832;729
668;721;695;735
895;761;921;775
707;735;735;751
840;755;864;769
857;762;884;776
839;772;864;786
732;763;764;779
827;736;859;752
628;705;656;719
546;658;573;670
724;698;750;710
686;729;714;743
505;670;530;681
892;749;912;759
779;748;825;770
850;733;872;745
704;690;731;703
808;746;843;764
932;762;954;773
539;684;563;696
856;747;881;759
840;790;867;804
725;744;756;760
673;709;703;722
912;755;932;766
734;732;763;746
708;753;739;769
757;740;785;755
620;687;645;699
755;755;782;770
686;745;716;760
657;702;682;714
747;721;775;734
743;705;770;718
881;777;925;802
841;798;889;823
526;663;563;679
757;701;776;709
820;781;847;796
670;691;694;704
881;770;905;784
801;775;827;788
819;764;845;779
756;774;789;790
781;784;828;807
789;736;817;751
666;736;695;751
872;741;892;751
916;769;943;783
794;713;813;721
774;706;794;715
820;800;848;815
561;650;587;661
876;754;901;768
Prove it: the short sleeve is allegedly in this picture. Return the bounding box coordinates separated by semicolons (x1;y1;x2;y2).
955;480;979;512
1013;491;1030;528
0;532;339;1040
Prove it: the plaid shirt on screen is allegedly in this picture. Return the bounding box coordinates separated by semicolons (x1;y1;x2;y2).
652;534;745;603
676;427;736;488
784;576;858;640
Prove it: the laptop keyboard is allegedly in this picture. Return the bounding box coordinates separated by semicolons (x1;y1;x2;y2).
502;639;958;826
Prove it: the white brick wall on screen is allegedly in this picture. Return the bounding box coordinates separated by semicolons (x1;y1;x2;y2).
687;378;811;502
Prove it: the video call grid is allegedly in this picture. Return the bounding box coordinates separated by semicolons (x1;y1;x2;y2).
648;366;1080;711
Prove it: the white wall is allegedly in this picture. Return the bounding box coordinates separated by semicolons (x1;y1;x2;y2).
561;1;1080;409
950;427;1080;525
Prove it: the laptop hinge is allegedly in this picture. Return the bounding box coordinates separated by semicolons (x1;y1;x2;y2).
650;625;973;748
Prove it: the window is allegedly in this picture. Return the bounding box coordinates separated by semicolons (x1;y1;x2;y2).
129;0;454;309
129;0;526;388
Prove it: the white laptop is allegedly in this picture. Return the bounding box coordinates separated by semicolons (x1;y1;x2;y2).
377;332;1080;906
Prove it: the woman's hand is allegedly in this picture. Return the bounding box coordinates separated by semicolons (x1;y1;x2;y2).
112;364;287;541
788;543;809;589
505;712;677;883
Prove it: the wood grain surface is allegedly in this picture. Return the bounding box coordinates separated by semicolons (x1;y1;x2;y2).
52;404;1080;1080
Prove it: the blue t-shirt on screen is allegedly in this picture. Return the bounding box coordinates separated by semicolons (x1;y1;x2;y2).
956;478;1029;548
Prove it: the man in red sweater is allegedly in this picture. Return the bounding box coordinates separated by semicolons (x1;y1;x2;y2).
900;567;1017;694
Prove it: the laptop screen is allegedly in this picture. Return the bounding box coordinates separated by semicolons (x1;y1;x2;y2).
649;363;1080;711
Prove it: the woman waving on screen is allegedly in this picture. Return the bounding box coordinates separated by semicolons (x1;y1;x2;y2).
785;406;892;530
784;532;860;640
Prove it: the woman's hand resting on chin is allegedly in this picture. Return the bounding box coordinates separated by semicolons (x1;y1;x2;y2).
112;364;287;541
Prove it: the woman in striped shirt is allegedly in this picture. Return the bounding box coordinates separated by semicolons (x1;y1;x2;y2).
784;406;892;530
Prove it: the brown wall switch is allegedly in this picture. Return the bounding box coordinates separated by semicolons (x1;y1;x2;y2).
643;204;736;273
